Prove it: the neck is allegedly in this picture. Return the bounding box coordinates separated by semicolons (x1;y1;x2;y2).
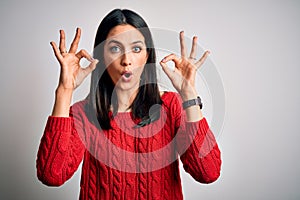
115;87;139;112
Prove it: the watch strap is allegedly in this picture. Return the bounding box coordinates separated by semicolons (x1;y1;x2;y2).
182;96;203;109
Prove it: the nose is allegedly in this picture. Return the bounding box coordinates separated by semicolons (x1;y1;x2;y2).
121;51;132;66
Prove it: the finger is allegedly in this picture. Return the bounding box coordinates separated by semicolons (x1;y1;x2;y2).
59;30;67;54
161;54;180;66
75;49;94;61
180;31;187;58
50;41;63;61
195;50;210;69
83;59;99;77
69;27;81;53
159;60;175;80
189;36;198;59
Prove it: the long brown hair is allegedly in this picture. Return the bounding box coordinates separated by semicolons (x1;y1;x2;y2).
85;9;162;130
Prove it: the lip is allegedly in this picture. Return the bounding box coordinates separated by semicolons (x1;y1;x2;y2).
121;71;133;82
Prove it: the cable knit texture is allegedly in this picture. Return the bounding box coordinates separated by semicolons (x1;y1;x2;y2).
36;92;221;200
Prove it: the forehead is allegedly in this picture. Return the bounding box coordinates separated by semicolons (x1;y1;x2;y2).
106;24;145;44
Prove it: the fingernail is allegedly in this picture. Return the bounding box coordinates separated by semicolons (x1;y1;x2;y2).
161;58;166;62
90;57;94;61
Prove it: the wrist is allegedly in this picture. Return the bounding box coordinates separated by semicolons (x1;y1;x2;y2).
55;86;73;106
182;96;203;110
52;87;73;117
180;88;198;101
56;86;73;96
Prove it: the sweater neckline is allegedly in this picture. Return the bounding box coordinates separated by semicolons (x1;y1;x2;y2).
109;91;169;117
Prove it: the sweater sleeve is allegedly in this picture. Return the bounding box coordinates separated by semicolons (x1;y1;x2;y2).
171;94;222;184
36;104;86;186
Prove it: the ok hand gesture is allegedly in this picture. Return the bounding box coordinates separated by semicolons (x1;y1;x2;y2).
160;31;209;100
50;28;98;90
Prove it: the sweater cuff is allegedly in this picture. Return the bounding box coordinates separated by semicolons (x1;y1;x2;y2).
194;118;210;148
46;116;72;132
185;117;210;147
185;117;209;134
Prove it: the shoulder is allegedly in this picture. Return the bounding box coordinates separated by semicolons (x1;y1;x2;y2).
161;91;183;114
161;91;182;105
72;99;88;109
70;99;89;117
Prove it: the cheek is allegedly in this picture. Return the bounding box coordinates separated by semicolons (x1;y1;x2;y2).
135;66;145;74
132;57;146;76
133;52;148;66
103;52;117;67
105;62;120;84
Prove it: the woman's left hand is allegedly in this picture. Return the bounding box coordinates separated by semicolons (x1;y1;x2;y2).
160;31;210;101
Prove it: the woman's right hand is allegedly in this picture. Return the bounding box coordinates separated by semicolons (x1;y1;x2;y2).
50;28;98;90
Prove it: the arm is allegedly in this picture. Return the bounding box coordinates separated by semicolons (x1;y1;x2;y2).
36;113;85;186
176;115;221;183
160;32;221;183
170;94;221;184
36;28;97;186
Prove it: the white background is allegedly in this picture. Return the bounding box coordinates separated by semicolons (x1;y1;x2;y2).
0;0;299;199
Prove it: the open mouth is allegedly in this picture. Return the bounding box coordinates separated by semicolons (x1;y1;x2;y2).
121;71;133;81
124;72;131;78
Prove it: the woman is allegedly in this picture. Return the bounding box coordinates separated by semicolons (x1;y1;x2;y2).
36;9;221;200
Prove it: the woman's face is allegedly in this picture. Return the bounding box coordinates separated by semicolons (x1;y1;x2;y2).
103;24;148;92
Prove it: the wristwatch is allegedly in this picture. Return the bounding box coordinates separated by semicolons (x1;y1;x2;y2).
182;96;203;110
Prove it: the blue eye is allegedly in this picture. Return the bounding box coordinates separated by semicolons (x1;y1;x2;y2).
132;46;142;53
110;46;120;53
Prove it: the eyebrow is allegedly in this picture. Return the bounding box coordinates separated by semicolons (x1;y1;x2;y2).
107;39;145;45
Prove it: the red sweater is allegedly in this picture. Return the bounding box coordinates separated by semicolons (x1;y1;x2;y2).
36;92;221;200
